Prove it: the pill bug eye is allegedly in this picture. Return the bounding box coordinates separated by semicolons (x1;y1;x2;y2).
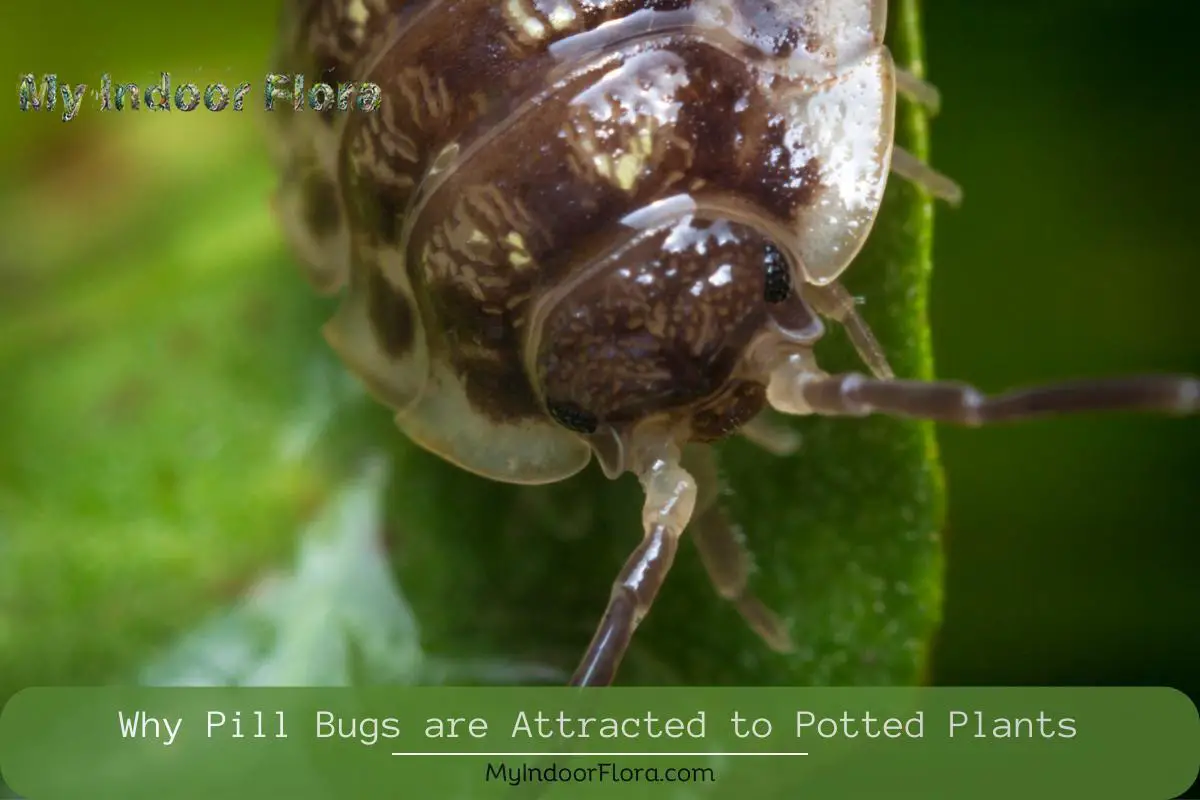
547;401;599;435
763;243;792;304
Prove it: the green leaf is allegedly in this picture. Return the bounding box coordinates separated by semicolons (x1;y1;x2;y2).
379;0;946;686
0;114;360;699
0;0;944;696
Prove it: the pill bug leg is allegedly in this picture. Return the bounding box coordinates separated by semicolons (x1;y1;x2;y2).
803;282;896;380
895;68;942;114
890;146;963;206
739;413;803;457
685;445;793;654
890;67;963;204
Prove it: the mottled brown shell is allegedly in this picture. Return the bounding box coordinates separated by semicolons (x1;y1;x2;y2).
271;0;897;483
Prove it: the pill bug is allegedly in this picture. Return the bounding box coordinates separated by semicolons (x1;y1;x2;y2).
269;0;1199;686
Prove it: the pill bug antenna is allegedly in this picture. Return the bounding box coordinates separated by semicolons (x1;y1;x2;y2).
570;426;699;687
766;370;1200;426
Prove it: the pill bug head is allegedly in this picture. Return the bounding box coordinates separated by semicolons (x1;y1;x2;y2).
524;203;826;476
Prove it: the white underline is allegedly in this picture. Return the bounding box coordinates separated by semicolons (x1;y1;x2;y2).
391;752;809;757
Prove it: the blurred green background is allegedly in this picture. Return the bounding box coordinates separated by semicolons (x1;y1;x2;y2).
923;2;1199;698
0;0;1196;737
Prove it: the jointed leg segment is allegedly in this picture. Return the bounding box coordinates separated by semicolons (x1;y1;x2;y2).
739;412;802;456
896;68;942;115
803;282;895;380
685;446;793;653
889;68;963;205
890;147;963;206
690;504;793;653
